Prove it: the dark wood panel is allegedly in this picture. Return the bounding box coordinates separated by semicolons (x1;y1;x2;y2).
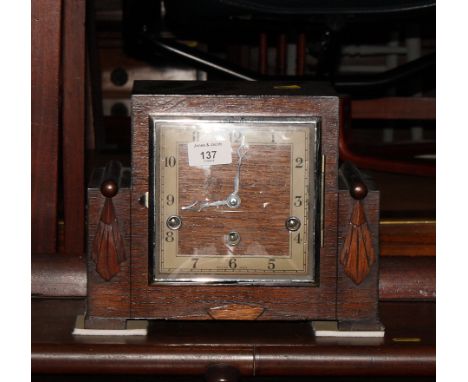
351;97;436;121
380;221;435;257
62;0;86;255
32;344;253;376
371;171;435;217
379;257;435;300
31;254;86;297
255;346;435;376
31;0;62;253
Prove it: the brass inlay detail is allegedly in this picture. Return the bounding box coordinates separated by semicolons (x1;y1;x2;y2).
392;337;422;342
208;304;265;320
380;220;435;225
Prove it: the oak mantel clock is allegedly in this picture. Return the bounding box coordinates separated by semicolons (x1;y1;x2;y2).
86;81;382;333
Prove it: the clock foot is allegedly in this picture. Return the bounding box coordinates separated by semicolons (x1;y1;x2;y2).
337;319;385;332
312;320;385;337
83;316;129;330
74;315;148;335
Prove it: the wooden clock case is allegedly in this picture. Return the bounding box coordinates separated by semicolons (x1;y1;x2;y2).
86;81;382;332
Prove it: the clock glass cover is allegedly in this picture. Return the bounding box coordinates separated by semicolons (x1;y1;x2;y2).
150;117;320;284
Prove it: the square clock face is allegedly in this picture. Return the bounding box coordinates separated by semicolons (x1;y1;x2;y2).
150;117;321;284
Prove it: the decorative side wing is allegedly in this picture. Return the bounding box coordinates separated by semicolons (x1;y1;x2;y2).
339;200;376;285
91;161;126;281
92;196;126;281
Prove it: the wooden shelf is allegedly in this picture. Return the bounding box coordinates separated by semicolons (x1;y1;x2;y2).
32;299;435;377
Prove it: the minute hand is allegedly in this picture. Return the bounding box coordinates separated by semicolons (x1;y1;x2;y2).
225;143;249;209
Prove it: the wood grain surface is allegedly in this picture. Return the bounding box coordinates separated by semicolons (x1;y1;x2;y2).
351;97;436;121
32;298;435;376
128;85;340;321
34;253;436;300
31;254;87;297
62;0;86;256
337;189;380;323
86;188;131;325
380;221;435;256
92;197;126;281
178;144;291;258
379;256;436;300
31;0;62;253
339;201;376;285
207;303;265;320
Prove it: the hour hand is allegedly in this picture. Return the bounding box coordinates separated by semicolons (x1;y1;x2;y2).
181;192;242;212
181;199;228;212
181;143;248;212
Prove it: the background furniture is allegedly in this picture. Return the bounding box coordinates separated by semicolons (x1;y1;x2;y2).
32;0;86;256
31;1;435;380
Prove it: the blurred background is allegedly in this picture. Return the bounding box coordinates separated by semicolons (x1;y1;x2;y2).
90;0;435;221
31;0;435;264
